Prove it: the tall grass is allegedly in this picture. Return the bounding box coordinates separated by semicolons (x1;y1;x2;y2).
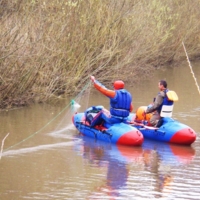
0;0;200;109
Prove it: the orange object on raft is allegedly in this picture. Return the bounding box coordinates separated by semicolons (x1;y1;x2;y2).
135;106;152;122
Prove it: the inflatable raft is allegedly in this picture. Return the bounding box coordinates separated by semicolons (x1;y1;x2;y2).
72;106;143;146
128;106;197;145
72;105;196;145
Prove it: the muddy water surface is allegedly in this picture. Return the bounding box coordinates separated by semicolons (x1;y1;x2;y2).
0;62;200;200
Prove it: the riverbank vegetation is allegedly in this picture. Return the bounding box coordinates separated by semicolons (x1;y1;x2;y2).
0;0;200;109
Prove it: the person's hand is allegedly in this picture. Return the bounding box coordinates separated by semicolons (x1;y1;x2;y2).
90;76;95;83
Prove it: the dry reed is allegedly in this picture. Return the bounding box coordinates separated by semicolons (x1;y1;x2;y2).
0;0;200;109
0;133;9;160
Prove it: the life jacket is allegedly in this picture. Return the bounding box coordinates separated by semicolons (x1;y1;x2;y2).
110;89;132;118
157;89;178;117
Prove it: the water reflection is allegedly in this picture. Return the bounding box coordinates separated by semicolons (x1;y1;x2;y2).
74;135;143;198
74;135;195;199
142;140;195;198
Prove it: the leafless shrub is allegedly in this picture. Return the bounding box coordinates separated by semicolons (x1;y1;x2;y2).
0;0;200;109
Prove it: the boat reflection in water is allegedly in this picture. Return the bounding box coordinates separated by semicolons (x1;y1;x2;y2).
142;139;195;197
73;134;195;198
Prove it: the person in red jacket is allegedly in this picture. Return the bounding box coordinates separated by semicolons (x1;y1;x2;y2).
90;76;133;126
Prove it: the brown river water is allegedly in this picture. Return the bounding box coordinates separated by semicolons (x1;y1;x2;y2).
0;62;200;200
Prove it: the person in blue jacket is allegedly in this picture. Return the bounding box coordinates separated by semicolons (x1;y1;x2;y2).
90;76;133;126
